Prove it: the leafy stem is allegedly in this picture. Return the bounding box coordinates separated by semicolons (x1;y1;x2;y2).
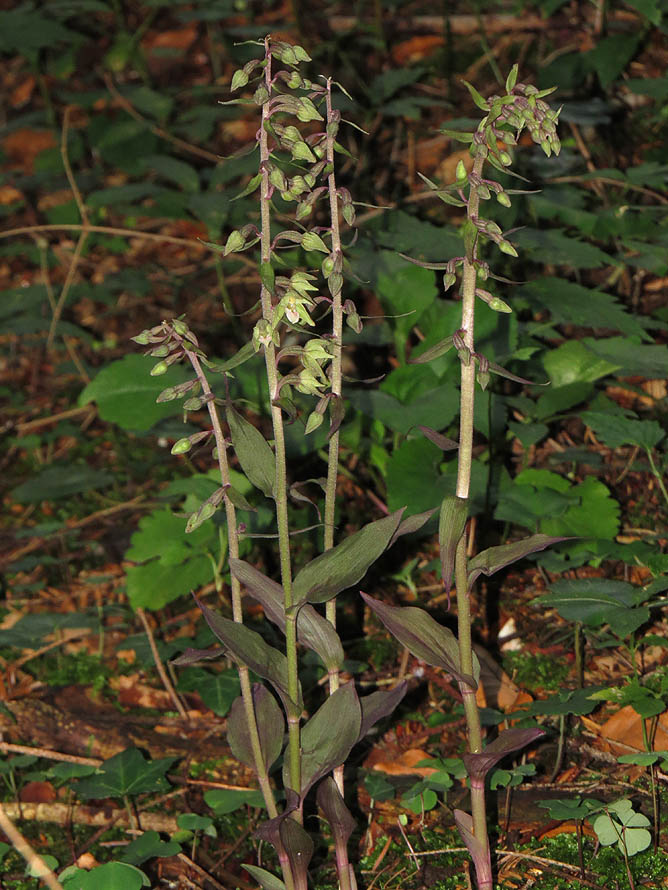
259;36;300;803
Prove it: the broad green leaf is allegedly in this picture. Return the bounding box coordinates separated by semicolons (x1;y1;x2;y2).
230;559;344;669
543;341;620;387
541;476;620;540
580;411;664;451
125;509;216;610
227;684;284;772
536;579;649;636
79;355;189;431
589;34;641;88
377;257;439;343
292;511;404;606
361;592;479;688
204;788;266;814
227;408;276;498
242;865;286;890
62;862;149;890
537;798;603;822
467;535;566;589
513;228;613;268
291;682;361;796
10;464;113;504
121;831;181;866
176;667;240;716
74;748;176;800
523;277;648;340
141;155;200;191
347;385;459;435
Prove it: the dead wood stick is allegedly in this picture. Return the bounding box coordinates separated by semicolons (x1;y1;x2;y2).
0;801;64;889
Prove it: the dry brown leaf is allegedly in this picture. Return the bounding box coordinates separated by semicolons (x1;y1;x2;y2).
10;75;36;108
142;24;198;51
0;185;24;205
20;781;57;804
3;129;56;173
596;705;668;754
391;35;445;65
369;747;439;776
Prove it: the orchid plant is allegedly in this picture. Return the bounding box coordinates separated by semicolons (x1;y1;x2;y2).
132;46;563;890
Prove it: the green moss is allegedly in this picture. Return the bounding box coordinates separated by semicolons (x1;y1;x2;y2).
502;650;570;692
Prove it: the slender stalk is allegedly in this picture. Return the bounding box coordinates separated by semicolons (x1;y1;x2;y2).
323;77;346;796
260;39;300;799
454;151;491;887
185;347;279;821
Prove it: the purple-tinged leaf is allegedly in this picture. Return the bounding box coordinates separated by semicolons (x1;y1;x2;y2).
279;818;313;890
361;593;479;689
242;865;286;890
417;426;459;451
255;791;311;890
317;777;356;847
409;336;454;365
195;598;301;716
467;535;568;589
398;252;450;271
172;646;222;666
227;407;276;499
287;683;361;797
439;496;468;598
328;394;345;438
292;511;404;606
358;682;408;741
453;810;492;888
207;340;256;374
439;128;474;143
227;684;284;772
463;727;545;783
389;510;436;547
487;359;548;386
230;559;344;670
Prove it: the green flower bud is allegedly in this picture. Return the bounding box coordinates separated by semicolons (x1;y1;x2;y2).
498;240;518;258
286;71;302;89
269;167;287;191
488;297;512;313
150;361;169;376
296;97;323;122
150;344;170;357
301;231;329;253
291;141;316;163
293;44;311;62
171;437;193;455
322;254;336;277
183;397;204;411
455;159;467;182
342;203;355;226
295;201;313;220
231;69;249;91
304;411;324;435
253;84;269;105
346;312;362;334
132;330;151;345
477;369;490;391
496;191;512;208
499;151;512;166
443;272;457;291
172;319;188;336
223;229;245;255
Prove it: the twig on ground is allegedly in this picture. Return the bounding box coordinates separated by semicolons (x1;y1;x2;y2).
0;800;64;890
136;608;189;720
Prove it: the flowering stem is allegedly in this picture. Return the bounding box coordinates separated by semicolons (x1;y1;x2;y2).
455;150;491;886
323;77;345;796
260;38;300;802
185;347;279;820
